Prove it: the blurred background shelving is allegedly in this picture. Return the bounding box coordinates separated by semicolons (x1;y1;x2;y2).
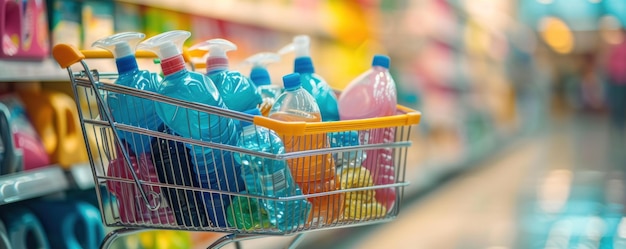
1;0;624;248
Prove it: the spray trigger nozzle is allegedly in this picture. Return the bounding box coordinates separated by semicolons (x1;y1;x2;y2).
243;52;281;68
278;35;310;58
92;32;146;58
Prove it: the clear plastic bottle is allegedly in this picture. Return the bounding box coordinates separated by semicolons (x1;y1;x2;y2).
269;73;344;226
189;39;262;112
236;108;311;231
138;30;244;227
92;32;162;155
243;52;283;116
338;55;397;211
279;35;339;121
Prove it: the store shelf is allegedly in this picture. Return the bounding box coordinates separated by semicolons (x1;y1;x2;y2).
0;59;68;82
117;0;331;36
0;164;94;205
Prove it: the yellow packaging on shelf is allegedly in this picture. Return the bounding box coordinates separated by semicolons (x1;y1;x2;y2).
18;89;91;169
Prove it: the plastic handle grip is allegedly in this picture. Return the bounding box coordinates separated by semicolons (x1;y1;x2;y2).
52;44;85;69
80;50;158;59
253;105;421;136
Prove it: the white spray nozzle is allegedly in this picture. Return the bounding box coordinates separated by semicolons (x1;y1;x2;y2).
92;32;145;58
189;38;237;59
137;30;191;59
278;35;310;58
243;52;281;68
188;38;237;73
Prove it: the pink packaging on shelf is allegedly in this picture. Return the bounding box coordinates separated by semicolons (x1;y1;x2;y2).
0;94;50;171
0;0;50;59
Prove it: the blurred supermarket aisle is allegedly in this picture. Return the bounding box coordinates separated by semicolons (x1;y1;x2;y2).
289;113;623;249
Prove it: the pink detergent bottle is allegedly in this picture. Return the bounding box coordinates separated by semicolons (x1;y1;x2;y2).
106;145;175;225
338;55;397;211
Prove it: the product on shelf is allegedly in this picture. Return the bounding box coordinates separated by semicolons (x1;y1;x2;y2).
0;94;50;171
138;30;243;227
243;52;284;116
0;0;49;59
269;73;344;226
113;2;143;32
82;0;114;50
236;108;311;231
0;102;20;175
0;205;49;249
48;0;81;49
338;55;398;211
28;200;105;249
17;90;89;169
279;35;340;121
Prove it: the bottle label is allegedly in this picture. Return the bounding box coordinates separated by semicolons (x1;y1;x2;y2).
261;169;287;192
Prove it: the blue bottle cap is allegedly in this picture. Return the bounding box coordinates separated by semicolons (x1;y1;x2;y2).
372;55;390;69
250;67;271;86
116;55;139;75
283;73;301;91
294;57;315;74
241;108;261;127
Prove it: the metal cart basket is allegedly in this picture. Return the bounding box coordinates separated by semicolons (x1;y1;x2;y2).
52;44;421;249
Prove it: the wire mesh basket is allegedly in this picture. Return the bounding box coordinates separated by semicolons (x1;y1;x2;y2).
52;44;421;248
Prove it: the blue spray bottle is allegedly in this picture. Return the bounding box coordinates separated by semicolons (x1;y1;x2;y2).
137;30;244;227
279;35;339;121
92;32;162;155
236;108;311;231
189;39;262;112
243;52;283;116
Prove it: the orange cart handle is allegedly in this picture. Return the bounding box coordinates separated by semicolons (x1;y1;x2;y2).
52;43;195;69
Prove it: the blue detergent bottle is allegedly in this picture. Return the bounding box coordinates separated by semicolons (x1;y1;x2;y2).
92;32;163;155
279;35;339;121
236;108;311;231
243;52;284;116
189;38;262;112
138;30;244;227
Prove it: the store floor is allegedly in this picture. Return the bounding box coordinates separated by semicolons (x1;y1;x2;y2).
215;113;624;249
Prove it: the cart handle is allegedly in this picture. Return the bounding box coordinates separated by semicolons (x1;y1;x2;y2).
53;44;196;69
254;105;421;136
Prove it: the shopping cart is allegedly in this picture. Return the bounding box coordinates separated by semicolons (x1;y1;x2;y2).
52;43;421;249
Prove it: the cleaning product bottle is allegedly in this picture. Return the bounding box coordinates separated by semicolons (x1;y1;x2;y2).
243;52;283;116
28;200;105;249
279;35;339;121
268;73;343;226
106;143;175;225
150;124;209;227
92;32;162;155
189;38;262;112
236;108;311;231
137;30;244;227
338;55;398;211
